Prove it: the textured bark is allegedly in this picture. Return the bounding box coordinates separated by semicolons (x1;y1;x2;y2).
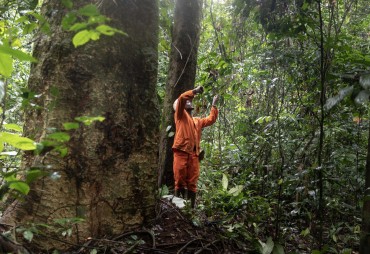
1;0;159;251
158;0;203;189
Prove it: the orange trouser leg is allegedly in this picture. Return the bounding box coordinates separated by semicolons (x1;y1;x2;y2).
187;154;200;193
173;149;190;191
173;150;200;193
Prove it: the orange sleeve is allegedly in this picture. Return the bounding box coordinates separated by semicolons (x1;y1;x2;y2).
198;106;218;128
175;90;195;120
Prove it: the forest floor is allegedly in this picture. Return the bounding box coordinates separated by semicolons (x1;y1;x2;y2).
69;197;248;254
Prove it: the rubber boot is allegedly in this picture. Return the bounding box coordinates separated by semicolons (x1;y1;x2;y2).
180;188;188;199
175;188;188;199
188;191;196;208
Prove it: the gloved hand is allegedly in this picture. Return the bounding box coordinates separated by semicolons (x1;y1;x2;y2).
193;86;204;95
212;95;219;106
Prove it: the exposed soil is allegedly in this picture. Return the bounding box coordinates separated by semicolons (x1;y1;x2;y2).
66;197;248;253
0;197;248;253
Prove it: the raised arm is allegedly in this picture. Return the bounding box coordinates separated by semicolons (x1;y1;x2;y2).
198;95;219;128
174;86;204;119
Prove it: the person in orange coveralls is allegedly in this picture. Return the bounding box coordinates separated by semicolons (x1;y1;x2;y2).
172;86;218;208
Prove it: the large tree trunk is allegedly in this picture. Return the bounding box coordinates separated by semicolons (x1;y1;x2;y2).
1;0;159;251
158;0;203;189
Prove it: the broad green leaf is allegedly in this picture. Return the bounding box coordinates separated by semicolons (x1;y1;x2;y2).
0;45;37;62
28;0;38;10
302;1;309;10
40;22;51;34
63;122;80;130
0;142;3;152
325;86;353;111
78;4;100;17
332;234;337;242
273;244;285;254
62;13;77;30
41;139;57;147
34;142;44;155
0;132;36;150
50;86;59;96
16;16;28;23
0;52;13;77
96;25;115;36
255;116;272;124
159;185;169;196
354;225;360;233
341;249;352;254
75;116;105;126
26;169;48;184
91;15;110;24
72;30;91;47
29;12;46;23
57;147;68;157
89;30;101;41
228;185;243;196
9;181;30;195
259;237;274;254
3;123;23;132
0;20;5;34
11;38;22;47
301;228;310;236
14;140;36;150
90;249;98;254
222;173;228;191
47;132;70;142
360;74;370;90
355;90;370;105
23;230;34;242
23;23;38;35
62;0;73;9
69;22;88;32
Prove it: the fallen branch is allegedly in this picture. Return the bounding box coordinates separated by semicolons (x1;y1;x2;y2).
177;238;203;254
112;229;156;248
194;239;221;254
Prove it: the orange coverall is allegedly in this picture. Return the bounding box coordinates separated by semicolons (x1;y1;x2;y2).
172;90;218;193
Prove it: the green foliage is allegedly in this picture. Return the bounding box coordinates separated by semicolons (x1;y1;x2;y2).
0;132;36;150
75;115;105;126
0;42;37;78
61;4;127;47
158;184;169;197
4;217;85;246
53;217;85;237
0;115;104;202
0;0;49;78
5;173;30;195
188;0;370;252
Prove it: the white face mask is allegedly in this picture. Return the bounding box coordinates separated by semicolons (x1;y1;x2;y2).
185;100;193;109
173;99;194;111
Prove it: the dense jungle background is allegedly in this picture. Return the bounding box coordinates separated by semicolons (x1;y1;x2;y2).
0;0;370;253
